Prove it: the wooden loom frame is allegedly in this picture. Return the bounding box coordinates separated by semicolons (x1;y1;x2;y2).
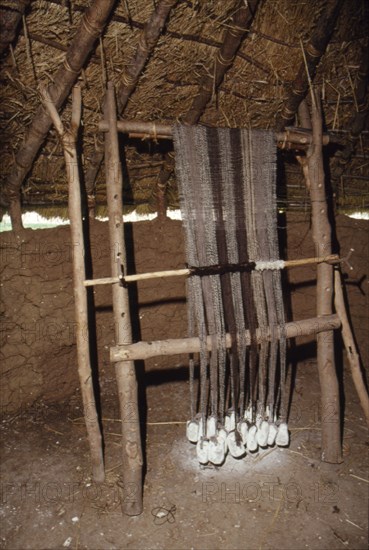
43;81;368;517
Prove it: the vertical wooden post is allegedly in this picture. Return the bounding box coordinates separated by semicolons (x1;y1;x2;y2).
157;180;167;221
306;92;342;463
104;82;143;516
9;199;23;233
41;86;105;481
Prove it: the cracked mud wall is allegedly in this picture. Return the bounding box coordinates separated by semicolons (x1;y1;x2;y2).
0;218;187;414
0;214;367;414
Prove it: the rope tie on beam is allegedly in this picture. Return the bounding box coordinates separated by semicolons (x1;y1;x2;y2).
138;33;151;55
63;58;80;75
281;106;297;120
306;43;321;58
278;131;289;149
292;86;307;97
82;12;103;38
151;123;158;142
217;51;236;66
120;71;138;87
228;23;248;39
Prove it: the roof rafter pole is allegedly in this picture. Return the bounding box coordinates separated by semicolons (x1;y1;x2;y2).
157;0;261;191
305;92;342;464
349;41;369;137
334;269;369;429
0;0;31;56
331;41;369;185
84;0;179;213
5;0;117;232
183;0;260;126
275;0;344;131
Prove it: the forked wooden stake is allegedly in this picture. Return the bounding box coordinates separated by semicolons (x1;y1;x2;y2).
41;86;105;482
334;269;369;428
305;92;342;463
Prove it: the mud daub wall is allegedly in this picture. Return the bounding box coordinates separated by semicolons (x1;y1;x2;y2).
286;214;368;370
1;214;368;414
0;219;186;414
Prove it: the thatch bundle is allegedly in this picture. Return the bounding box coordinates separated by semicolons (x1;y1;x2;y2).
0;0;368;220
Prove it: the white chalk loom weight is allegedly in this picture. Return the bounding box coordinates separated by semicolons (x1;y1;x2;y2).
227;431;246;458
186;419;199;443
276;422;289;447
217;427;228;452
238;419;249;445
256;420;269;448
246;424;258;452
208;436;225;465
267;423;278;446
187;415;290;465
196;438;209;464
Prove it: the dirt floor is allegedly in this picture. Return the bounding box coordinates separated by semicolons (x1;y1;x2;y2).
1;213;368;549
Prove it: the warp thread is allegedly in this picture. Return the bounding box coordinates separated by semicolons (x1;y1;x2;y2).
173;125;290;463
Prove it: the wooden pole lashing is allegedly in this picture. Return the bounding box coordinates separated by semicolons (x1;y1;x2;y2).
306;92;342;463
110;314;341;362
104;82;143;516
41;85;105;482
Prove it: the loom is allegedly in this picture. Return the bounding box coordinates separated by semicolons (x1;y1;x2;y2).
173;125;288;465
42;81;368;516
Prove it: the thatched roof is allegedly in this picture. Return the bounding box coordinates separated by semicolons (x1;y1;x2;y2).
0;0;368;220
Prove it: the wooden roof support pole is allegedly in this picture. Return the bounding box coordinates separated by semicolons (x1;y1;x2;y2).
0;0;31;56
184;0;260;125
41;86;105;482
5;0;117;232
116;0;179;114
104;82;143;516
305;92;342;464
84;0;179;216
275;0;344;131
331;42;369;184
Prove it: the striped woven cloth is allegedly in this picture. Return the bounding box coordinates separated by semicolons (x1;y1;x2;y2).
173;125;289;462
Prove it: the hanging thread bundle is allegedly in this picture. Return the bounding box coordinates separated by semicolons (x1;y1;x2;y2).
173;125;289;465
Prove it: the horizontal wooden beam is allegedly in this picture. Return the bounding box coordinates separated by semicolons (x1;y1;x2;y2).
110;314;341;362
97;119;330;148
84;254;340;287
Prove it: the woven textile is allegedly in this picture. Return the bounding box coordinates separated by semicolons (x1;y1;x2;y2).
173;125;289;461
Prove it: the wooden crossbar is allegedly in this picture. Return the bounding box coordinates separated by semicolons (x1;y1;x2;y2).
98;119;330;148
84;254;340;287
110;314;341;362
